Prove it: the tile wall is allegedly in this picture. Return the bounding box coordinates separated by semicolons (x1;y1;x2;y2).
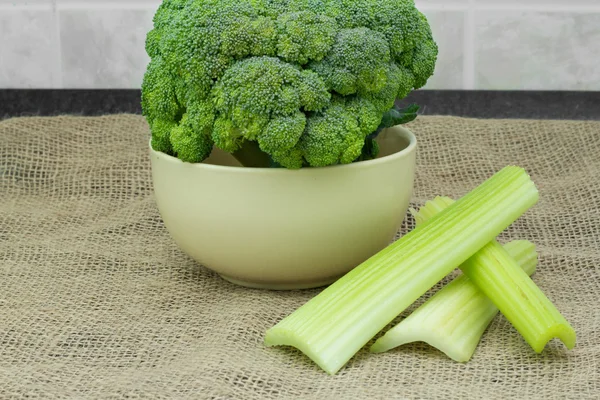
1;0;599;90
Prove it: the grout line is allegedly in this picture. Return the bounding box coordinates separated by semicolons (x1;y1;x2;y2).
53;0;63;88
56;1;161;11
0;3;53;10
472;4;600;12
418;4;469;11
416;1;600;12
463;2;475;90
3;1;599;12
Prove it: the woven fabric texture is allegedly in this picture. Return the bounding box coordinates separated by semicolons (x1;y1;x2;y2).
1;114;598;399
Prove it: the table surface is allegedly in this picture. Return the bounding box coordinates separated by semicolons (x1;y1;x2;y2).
1;113;598;398
1;89;599;120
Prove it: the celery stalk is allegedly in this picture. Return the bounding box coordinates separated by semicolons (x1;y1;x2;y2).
264;166;539;375
411;196;576;353
370;240;538;361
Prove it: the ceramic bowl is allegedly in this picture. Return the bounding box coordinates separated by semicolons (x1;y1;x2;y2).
150;125;416;289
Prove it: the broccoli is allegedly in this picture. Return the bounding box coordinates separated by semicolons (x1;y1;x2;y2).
142;0;437;168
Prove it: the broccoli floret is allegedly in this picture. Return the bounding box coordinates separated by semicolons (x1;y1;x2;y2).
170;113;214;163
150;119;176;155
301;96;381;167
310;27;391;96
299;70;333;112
409;12;438;89
259;113;307;169
276;11;337;64
141;57;180;123
142;0;438;168
210;56;329;159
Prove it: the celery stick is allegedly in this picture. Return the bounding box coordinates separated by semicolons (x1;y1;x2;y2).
412;196;576;353
264;166;539;375
370;240;538;362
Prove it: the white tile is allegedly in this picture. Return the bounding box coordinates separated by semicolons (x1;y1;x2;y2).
0;9;59;88
475;11;600;90
59;9;154;88
421;10;465;90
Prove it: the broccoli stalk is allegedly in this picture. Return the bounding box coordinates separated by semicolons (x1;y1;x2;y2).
356;103;420;162
232;141;275;168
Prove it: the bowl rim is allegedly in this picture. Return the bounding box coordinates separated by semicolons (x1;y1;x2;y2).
149;124;417;174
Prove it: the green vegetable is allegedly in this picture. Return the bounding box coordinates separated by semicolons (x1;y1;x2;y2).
264;166;539;374
357;103;420;162
142;0;438;168
370;240;538;362
414;196;576;353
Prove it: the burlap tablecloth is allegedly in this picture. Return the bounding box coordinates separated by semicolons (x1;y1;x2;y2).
1;114;598;399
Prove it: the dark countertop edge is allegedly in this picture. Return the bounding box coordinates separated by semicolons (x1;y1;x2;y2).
1;89;599;121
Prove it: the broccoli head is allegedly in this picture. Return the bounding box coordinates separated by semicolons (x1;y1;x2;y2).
142;0;437;168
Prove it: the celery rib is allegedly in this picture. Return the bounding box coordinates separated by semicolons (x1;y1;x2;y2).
412;196;576;353
264;166;539;375
370;240;538;362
